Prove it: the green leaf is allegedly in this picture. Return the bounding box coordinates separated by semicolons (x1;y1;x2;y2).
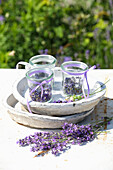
54;26;63;38
83;38;90;46
86;32;94;38
94;19;108;29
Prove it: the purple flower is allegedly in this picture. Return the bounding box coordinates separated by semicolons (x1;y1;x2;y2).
92;55;96;59
74;52;78;59
108;121;110;125
110;48;113;54
85;50;90;55
104;56;108;62
85;50;90;60
39;49;48;55
96;63;100;69
63;56;72;62
30;147;36;152
59;46;63;50
0;15;4;22
44;49;48;54
38;50;43;54
109;0;113;7
106;28;110;41
93;28;99;39
18;120;111;156
59;46;64;55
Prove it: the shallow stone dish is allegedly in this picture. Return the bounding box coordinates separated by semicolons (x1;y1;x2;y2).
4;94;94;129
12;67;106;116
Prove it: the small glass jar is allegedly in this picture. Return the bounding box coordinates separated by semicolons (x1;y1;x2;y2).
61;61;88;96
26;68;53;102
16;54;57;71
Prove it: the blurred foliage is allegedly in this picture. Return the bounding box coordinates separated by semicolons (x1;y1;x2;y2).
0;0;113;68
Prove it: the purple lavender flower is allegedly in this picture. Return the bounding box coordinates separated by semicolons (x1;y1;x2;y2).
104;56;108;62
59;46;64;55
92;55;96;59
59;46;63;51
101;117;104;120
106;28;110;41
44;49;48;54
85;50;90;55
74;52;78;59
63;56;72;62
18;119;113;157
93;28;99;40
96;63;100;69
109;0;113;18
39;49;48;55
109;0;113;7
38;49;44;54
110;48;113;54
85;50;90;60
0;15;4;22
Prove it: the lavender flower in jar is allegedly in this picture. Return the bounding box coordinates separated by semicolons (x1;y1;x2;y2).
61;61;89;97
26;68;53;103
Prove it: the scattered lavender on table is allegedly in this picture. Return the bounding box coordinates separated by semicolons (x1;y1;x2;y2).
17;116;113;157
17;123;95;156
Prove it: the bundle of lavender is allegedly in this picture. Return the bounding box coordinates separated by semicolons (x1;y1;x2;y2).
17;116;113;157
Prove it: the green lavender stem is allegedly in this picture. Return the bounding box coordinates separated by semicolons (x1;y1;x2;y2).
90;79;110;95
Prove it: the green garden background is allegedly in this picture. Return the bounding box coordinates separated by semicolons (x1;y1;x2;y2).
0;0;113;68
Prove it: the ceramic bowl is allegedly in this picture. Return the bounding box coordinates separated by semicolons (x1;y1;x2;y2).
3;93;94;129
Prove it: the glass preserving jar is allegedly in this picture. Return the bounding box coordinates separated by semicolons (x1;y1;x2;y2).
61;61;89;97
16;54;57;71
26;68;54;103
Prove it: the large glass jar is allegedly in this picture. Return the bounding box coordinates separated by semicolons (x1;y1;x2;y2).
26;68;53;103
61;61;88;97
16;54;57;71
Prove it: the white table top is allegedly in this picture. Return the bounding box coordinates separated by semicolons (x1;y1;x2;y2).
0;69;113;170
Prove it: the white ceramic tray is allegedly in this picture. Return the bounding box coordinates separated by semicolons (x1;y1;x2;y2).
12;67;106;116
4;93;94;129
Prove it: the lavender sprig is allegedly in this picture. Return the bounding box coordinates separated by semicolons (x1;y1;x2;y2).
17;116;113;157
90;79;109;95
